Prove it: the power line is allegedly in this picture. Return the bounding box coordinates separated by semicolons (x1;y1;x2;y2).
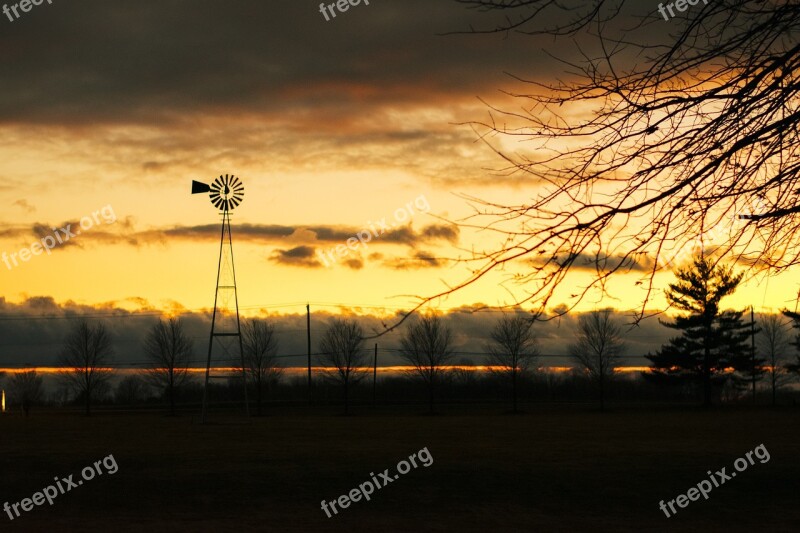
1;349;651;369
0;352;324;369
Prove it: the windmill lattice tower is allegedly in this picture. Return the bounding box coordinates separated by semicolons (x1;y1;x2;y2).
191;174;249;423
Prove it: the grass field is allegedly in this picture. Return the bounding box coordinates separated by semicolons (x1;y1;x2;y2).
1;405;798;532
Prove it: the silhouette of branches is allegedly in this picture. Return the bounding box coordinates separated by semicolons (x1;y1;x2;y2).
391;0;800;327
59;321;114;415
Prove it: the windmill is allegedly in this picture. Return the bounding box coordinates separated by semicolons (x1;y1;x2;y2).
192;174;249;422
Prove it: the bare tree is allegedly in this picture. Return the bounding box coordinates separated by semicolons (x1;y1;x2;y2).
757;313;791;406
318;318;369;415
486;314;539;413
241;319;283;416
383;1;800;327
569;310;624;410
8;370;43;416
59;321;114;415
144;317;192;416
399;315;454;414
451;357;478;389
115;374;149;405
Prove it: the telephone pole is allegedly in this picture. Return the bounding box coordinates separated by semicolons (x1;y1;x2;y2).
373;343;378;405
307;304;312;403
751;306;756;405
739;208;799;405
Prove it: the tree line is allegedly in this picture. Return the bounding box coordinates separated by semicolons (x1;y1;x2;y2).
4;255;800;417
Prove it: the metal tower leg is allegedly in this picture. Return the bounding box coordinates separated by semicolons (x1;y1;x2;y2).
201;209;249;423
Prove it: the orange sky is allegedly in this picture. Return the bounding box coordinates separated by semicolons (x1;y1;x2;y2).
1;0;798;334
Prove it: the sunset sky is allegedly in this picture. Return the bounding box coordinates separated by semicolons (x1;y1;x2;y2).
1;1;797;367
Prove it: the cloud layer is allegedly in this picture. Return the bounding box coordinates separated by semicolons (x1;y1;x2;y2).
0;296;673;368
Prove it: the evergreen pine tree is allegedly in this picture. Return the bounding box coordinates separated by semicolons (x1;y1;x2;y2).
645;255;759;405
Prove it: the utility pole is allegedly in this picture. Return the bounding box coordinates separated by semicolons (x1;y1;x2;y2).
373;343;378;405
751;306;756;405
740;208;799;405
307;304;312;403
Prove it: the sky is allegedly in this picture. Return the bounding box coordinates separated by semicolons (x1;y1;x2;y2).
0;0;797;368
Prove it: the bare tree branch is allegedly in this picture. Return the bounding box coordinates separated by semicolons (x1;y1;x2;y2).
241;319;283;416
59;321;114;416
384;0;800;331
399;315;454;413
569;309;624;410
318;318;369;415
144;317;192;416
486;314;539;412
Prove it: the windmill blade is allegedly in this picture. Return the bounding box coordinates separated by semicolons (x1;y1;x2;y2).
193;173;245;212
192;180;211;194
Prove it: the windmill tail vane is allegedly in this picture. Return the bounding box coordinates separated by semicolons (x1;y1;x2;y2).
192;174;244;212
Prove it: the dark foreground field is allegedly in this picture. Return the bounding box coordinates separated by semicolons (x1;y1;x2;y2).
1;405;798;532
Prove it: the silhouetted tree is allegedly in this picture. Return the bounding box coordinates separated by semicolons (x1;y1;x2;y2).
400;315;454;414
758;313;792;406
144;317;192;416
59;321;114;415
450;357;478;388
390;1;800;326
242;319;283;416
569;309;624;411
318;318;368;415
9;370;43;416
779;309;800;381
646;256;755;406
115;374;149;405
486;314;538;413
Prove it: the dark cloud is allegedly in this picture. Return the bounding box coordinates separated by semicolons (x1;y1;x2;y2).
0;297;676;369
528;252;655;273
0;2;680;191
130;221;459;251
270;245;321;268
12;199;35;213
383;251;446;270
420;224;459;243
165;223;296;241
569;252;655;273
342;258;364;270
0;1;576;126
31;222;80;252
1;218;460;253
